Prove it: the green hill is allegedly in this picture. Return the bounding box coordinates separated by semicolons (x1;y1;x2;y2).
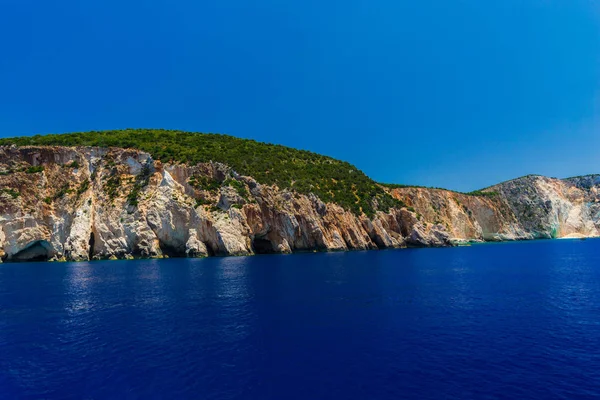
0;128;402;216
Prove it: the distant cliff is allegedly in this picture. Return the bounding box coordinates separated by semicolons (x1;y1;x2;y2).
390;174;600;243
0;133;598;262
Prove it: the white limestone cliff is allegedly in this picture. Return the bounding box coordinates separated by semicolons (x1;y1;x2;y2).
0;146;598;262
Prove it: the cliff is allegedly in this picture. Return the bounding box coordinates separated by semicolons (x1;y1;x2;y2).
0;143;598;262
390;174;600;243
0;146;449;262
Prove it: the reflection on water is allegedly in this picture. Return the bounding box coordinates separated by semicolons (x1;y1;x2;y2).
134;259;167;309
64;262;94;315
446;254;473;311
1;240;600;399
213;257;253;344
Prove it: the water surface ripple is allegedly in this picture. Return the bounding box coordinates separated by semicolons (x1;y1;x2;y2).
1;240;600;399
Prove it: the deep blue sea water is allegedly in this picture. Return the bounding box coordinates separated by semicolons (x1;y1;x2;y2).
1;240;600;399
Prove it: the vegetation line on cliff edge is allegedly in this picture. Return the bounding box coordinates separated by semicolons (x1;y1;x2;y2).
0;128;497;216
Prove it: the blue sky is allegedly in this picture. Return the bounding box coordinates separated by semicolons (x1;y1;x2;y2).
1;0;599;191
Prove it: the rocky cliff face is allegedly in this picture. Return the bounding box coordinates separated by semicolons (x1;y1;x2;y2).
0;146;598;262
390;174;600;243
388;187;526;242
0;146;450;262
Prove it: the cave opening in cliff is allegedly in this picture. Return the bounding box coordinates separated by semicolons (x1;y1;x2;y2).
12;240;52;262
88;232;95;260
159;242;185;258
204;243;215;257
252;236;275;254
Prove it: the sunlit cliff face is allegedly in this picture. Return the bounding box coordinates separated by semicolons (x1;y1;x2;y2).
0;146;598;262
0;146;451;262
389;174;600;242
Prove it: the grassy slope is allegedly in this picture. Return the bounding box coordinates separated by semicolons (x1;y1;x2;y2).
0;128;403;216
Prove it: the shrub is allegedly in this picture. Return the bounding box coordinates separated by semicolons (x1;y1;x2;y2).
66;160;80;169
194;198;212;208
77;179;90;195
126;163;151;207
53;185;74;200
1;188;20;199
26;165;44;174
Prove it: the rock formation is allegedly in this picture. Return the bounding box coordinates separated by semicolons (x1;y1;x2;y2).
0;146;598;262
390;174;600;242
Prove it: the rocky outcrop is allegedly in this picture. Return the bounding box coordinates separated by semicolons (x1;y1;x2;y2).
389;187;527;242
0;146;598;262
0;146;446;262
390;174;600;243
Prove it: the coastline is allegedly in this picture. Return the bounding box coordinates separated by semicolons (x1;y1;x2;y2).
2;143;600;263
3;235;599;264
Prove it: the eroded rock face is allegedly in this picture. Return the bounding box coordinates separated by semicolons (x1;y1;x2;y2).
0;146;449;261
1;147;598;262
390;175;600;243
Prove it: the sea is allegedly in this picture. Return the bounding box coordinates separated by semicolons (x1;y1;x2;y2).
1;239;600;399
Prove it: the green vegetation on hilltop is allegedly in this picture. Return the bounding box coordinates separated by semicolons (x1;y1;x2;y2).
467;190;498;197
380;183;448;191
380;182;499;198
563;174;600;181
0;128;402;216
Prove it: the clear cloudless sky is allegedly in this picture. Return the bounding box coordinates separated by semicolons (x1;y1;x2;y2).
1;0;599;191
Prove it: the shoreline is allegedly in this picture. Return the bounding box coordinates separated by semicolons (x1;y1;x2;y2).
2;235;599;264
